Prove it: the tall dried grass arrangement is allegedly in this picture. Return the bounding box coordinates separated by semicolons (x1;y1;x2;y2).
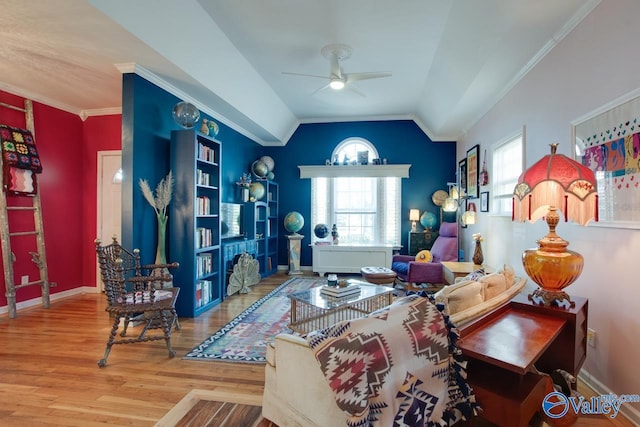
139;171;174;220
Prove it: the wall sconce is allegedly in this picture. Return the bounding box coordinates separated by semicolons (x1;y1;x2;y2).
409;209;420;232
461;202;477;227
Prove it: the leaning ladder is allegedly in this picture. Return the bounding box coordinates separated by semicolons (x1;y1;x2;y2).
0;99;52;318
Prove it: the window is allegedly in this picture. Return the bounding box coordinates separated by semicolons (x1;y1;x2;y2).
310;138;402;246
491;128;525;216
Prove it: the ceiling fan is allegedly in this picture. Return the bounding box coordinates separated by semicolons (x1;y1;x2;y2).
282;44;391;96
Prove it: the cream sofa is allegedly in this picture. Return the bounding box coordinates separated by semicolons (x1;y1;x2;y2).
262;268;524;426
262;296;478;427
433;265;526;326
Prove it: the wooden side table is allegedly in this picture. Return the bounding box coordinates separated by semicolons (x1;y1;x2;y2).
441;261;484;284
458;294;589;426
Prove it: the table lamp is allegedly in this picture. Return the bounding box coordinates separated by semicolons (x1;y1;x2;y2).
512;144;598;307
409;209;420;232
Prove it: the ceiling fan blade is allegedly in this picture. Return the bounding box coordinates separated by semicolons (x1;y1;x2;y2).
347;84;366;97
346;72;392;82
311;83;330;96
282;71;329;80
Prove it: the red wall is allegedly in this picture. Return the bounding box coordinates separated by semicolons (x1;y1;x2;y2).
0;90;121;307
81;115;122;287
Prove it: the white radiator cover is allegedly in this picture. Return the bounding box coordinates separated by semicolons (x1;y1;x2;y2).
311;244;393;277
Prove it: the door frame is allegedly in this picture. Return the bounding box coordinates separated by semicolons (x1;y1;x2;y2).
96;150;122;290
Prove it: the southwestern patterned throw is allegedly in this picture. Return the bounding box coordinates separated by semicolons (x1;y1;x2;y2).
306;294;478;427
1;124;43;195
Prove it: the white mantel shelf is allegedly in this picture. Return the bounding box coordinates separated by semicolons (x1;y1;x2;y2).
299;164;411;178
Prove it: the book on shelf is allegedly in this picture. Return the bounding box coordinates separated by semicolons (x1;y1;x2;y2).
320;284;361;297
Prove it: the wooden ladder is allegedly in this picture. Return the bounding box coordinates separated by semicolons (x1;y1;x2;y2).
0;99;52;318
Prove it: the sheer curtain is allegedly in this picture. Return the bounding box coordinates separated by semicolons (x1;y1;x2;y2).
311;176;401;246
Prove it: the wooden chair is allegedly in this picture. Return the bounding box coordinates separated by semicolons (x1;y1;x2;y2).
95;236;180;367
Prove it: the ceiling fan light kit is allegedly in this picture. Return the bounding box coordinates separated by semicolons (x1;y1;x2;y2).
329;79;345;90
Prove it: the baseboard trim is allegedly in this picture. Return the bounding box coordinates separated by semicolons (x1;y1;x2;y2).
0;285;100;317
579;370;640;425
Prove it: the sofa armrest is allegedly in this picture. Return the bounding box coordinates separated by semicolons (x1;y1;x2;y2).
263;333;347;427
392;254;415;263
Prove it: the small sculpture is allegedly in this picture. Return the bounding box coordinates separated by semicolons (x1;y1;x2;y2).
331;224;339;245
227;253;261;296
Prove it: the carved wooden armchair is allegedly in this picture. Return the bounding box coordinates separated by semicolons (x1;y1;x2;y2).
95;236;180;367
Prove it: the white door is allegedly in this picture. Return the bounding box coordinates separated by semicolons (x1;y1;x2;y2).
97;151;122;289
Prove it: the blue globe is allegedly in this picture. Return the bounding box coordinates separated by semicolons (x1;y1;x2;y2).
284;211;304;234
248;182;265;201
252;160;269;179
314;223;329;239
420;211;438;229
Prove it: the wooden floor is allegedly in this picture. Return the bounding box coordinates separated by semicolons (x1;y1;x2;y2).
0;272;634;426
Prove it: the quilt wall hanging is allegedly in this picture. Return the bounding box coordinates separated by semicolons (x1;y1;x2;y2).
1;124;42;195
574;91;640;226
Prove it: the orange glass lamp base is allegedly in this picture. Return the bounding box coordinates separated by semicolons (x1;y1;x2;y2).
522;207;582;308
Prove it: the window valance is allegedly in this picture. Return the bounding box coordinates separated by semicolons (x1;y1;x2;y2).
298;164;411;179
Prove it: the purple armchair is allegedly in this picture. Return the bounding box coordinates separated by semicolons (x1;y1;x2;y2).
391;222;458;287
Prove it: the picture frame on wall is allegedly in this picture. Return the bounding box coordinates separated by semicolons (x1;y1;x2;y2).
466;144;480;198
458;158;467;198
480;191;489;212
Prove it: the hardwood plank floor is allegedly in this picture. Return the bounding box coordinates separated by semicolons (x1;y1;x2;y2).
0;272;634;426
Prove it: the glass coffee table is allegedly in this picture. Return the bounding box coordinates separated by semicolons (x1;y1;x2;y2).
288;280;394;334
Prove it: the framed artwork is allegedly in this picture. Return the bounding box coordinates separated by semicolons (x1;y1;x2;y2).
480;191;489;212
572;88;640;228
466;144;479;199
458;158;467;198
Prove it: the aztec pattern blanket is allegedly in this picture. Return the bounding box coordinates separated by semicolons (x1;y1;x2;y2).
1;124;42;195
306;294;478;427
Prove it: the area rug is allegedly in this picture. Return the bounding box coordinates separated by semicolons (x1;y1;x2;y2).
184;277;325;363
154;389;276;427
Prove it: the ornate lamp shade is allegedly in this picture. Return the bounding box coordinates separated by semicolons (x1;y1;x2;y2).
512;144;598;307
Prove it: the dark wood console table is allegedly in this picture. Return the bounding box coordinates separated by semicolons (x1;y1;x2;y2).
458;293;588;427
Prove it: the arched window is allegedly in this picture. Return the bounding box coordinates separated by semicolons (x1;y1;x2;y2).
311;138;401;246
332;138;378;165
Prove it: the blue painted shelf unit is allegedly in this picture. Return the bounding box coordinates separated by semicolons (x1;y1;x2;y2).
170;130;222;317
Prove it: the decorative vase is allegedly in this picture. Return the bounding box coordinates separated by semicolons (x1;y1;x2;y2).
473;241;484;265
154;213;173;288
242;187;249;202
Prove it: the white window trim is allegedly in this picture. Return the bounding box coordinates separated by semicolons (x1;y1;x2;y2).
491;126;525;217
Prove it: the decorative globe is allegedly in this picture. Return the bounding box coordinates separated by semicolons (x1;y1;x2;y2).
260;156;275;172
252;160;269;179
248;182;265;200
267;171;275;181
284;211;304;234
420;211;438;229
314;223;330;239
172;101;200;129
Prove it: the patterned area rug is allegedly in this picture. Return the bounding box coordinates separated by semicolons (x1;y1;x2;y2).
184;277;325;363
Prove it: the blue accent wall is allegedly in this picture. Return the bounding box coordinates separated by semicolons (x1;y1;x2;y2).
122;75;456;269
121;74;261;263
262;120;456;267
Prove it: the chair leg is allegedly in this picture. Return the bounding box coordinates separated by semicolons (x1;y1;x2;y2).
159;311;176;358
98;315;121;367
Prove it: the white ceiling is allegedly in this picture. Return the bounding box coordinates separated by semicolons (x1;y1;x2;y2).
1;0;600;145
